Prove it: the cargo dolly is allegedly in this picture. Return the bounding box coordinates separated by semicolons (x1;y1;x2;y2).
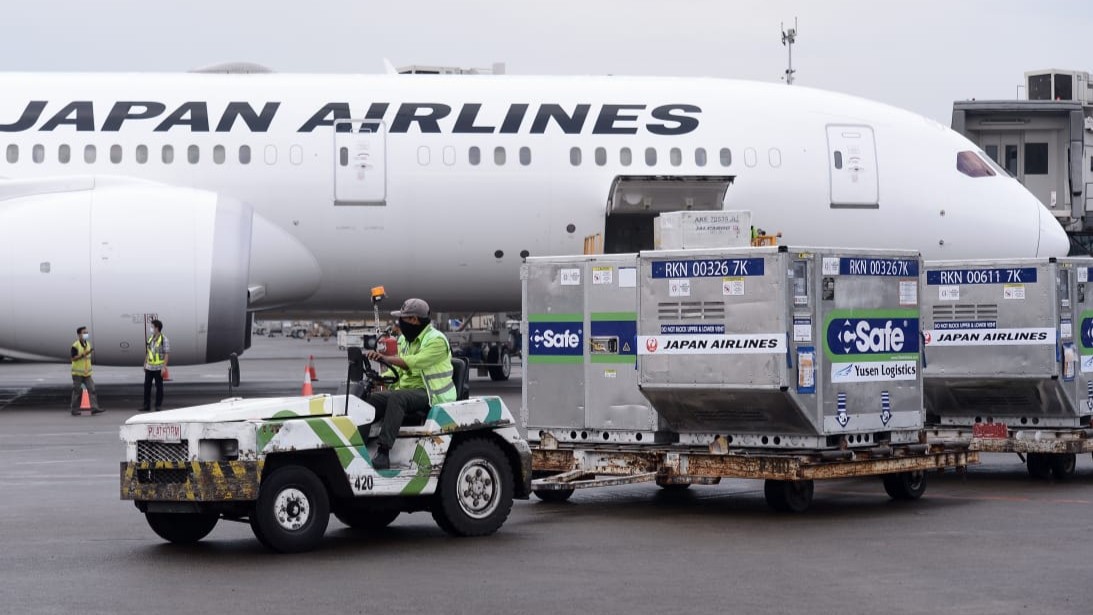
531;434;977;512
927;423;1092;479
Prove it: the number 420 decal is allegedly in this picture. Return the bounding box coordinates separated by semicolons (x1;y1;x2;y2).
352;474;374;491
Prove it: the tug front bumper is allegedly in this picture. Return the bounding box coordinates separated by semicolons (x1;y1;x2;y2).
120;461;263;502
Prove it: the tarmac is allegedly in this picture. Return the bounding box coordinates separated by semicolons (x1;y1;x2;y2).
1;336;1092;614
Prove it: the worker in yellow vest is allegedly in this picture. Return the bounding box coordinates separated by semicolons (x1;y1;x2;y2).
70;326;103;415
364;298;455;469
140;319;170;412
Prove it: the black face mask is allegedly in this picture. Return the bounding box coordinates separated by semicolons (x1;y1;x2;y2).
399;318;428;342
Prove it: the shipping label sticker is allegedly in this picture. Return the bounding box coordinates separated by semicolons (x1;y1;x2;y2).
1003;284;1025;300
1062;320;1073;340
560;268;581;286
939;285;960;301
1079;268;1089;284
618;267;637;288
797;347;816;393
592;266;613;285
669;278;691;297
793;317;812;342
722;277;744;296
899;280;918;306
822;257;840;275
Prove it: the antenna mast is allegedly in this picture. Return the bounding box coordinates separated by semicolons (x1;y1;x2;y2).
781;18;798;85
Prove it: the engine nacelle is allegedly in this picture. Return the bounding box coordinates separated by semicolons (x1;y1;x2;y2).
0;177;251;365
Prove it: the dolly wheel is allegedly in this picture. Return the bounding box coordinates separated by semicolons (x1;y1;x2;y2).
1026;453;1053;480
764;479;814;513
882;471;927;501
1051;454;1077;480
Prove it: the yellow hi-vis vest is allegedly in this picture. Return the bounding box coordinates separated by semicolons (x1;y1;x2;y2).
395;326;456;406
146;334;166;366
71;340;92;377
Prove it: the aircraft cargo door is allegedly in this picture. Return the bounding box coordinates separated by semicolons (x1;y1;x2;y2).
826;125;878;207
334;120;386;205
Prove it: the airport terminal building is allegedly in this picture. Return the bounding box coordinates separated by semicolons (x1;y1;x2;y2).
952;69;1093;250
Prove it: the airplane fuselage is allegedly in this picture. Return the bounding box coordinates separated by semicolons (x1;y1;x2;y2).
0;72;1068;363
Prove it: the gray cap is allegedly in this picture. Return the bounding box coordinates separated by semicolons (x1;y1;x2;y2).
392;298;430;319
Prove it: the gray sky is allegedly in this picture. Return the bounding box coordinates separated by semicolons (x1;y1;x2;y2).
2;0;1091;123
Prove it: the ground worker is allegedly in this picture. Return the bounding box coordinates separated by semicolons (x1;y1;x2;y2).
364;298;455;469
70;326;103;415
140;319;169;411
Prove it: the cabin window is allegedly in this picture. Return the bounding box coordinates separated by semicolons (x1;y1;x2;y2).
443;146;456;166
418;146;431;166
519;146;531;166
769;148;782;168
570;147;582;166
744;148;758;167
956;151;996;178
290;145;303;165
213;145;225;164
595;147;606;166
1024;143;1049;175
645;147;657;166
669;148;682;166
32;144;44;163
469;146;481;166
620;147;632;167
111;145;123;164
5;144;17;163
135;145;148;164
161;145;173;164
239;145;251;164
495;146;506;166
84;145;96;163
58;144;70;164
695;148;707;167
264;145;277;165
719;148;732;167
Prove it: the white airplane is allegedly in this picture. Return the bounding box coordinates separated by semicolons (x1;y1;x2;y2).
0;68;1070;366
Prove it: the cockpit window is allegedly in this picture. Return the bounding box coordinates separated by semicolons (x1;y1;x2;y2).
980;150;1010;177
957;150;996;178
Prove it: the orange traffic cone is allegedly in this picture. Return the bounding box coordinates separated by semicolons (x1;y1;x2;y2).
162;366;172;381
308;355;319;381
78;386;91;415
301;365;314;396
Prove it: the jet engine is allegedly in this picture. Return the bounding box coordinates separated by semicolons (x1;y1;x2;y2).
0;176;315;365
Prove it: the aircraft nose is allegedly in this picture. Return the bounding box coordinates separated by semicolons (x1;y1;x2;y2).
1037;205;1070;257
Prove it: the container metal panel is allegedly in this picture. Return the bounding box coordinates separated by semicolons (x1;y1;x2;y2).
638;247;923;444
923;257;1093;427
523;255;661;441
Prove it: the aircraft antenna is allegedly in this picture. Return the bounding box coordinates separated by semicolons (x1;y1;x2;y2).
781;18;798;85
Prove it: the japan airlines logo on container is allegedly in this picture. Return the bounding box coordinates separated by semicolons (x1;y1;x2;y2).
645;337;659;353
